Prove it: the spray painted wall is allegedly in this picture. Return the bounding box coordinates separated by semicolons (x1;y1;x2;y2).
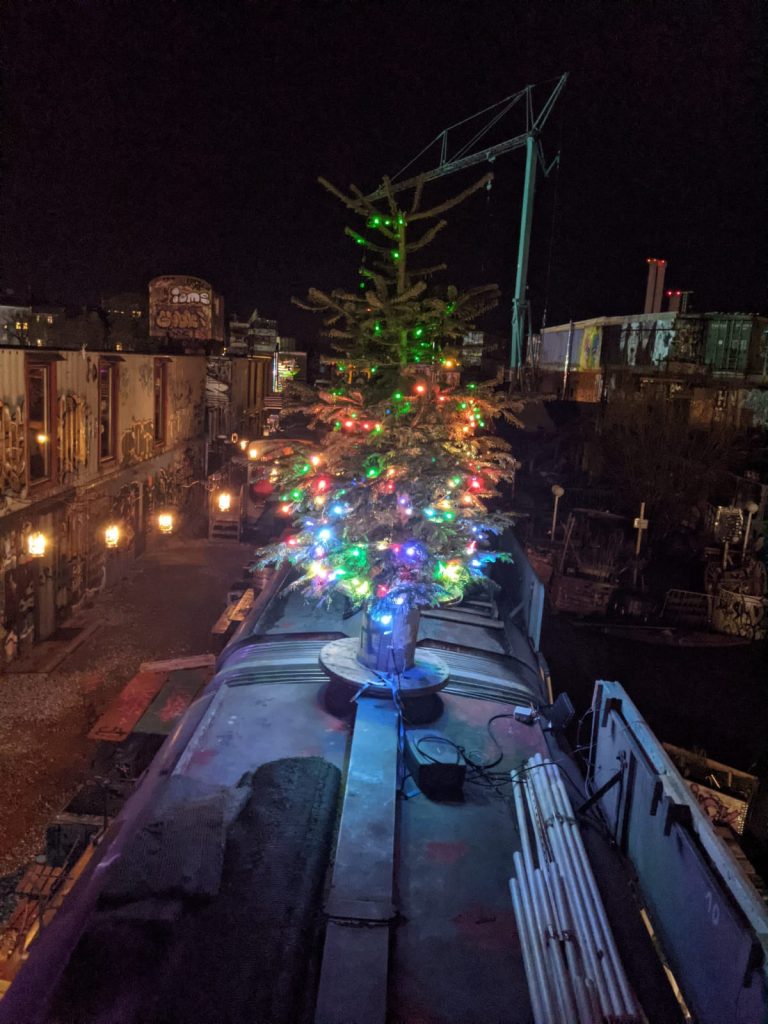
0;348;207;661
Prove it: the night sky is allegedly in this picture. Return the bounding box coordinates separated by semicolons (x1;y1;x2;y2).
1;0;765;345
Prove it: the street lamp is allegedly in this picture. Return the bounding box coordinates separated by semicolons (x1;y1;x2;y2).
550;484;564;539
743;501;759;560
104;523;121;549
157;511;175;535
27;532;47;558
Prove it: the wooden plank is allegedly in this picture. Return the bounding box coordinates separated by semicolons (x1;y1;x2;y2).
211;609;235;636
16;865;62;898
132;667;211;736
229;588;255;622
139;654;217;673
87;670;167;742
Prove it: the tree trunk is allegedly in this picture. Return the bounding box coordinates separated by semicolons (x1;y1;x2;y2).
358;604;420;674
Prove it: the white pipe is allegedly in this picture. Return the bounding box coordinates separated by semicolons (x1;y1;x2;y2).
546;762;640;1018
516;780;583;1024
534;867;580;1023
515;782;574;1022
511;855;557;1023
540;762;628;1019
510;878;547;1024
528;759;616;1016
523;774;549;868
528;758;619;1018
540;761;625;1014
545;862;597;1024
514;780;537;878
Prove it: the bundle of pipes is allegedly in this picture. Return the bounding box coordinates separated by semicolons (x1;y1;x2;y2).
508;752;643;1024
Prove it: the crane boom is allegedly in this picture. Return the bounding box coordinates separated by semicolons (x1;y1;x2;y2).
366;74;568;373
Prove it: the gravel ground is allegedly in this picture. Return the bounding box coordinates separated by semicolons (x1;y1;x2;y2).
0;523;254;888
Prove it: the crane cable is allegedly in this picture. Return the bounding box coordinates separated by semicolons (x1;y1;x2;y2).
541;100;565;333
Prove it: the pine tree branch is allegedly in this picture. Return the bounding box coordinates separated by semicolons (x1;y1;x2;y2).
409;172;493;222
405;220;448;253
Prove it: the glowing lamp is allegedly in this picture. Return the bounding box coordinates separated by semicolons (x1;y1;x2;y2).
414;384;426;395
248;448;259;460
36;433;49;445
239;439;249;451
310;455;322;467
27;531;47;557
158;512;174;535
105;524;120;549
280;503;292;514
217;492;232;512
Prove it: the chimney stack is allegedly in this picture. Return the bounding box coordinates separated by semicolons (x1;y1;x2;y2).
666;289;692;313
643;258;667;314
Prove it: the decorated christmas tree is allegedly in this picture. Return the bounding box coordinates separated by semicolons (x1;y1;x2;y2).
256;173;522;673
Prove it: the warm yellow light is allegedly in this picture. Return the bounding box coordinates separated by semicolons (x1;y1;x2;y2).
105;524;120;548
28;532;47;557
314;494;326;508
239;438;249;451
443;359;455;368
36;433;48;444
158;512;174;534
280;503;292;514
248;448;259;460
310;455;322;467
217;492;232;512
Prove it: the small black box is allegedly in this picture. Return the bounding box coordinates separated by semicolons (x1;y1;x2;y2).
403;729;466;801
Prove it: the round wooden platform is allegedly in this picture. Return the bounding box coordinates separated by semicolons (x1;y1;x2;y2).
319;637;450;698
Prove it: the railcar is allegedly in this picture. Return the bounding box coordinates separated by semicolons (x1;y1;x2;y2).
2;530;768;1024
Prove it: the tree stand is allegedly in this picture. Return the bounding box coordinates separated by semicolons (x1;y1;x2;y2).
318;605;449;706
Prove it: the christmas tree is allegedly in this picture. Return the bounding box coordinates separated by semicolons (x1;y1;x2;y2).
257;173;522;673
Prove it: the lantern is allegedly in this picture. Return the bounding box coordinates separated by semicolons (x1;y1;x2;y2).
27;532;47;557
105;524;120;549
158;512;174;535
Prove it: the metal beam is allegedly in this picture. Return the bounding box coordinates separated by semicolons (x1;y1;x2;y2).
363;74;568;372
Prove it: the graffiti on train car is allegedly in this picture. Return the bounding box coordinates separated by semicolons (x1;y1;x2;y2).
121;420;155;465
56;394;89;484
0;400;25;498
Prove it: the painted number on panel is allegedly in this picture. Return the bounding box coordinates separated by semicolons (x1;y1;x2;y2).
704;890;720;926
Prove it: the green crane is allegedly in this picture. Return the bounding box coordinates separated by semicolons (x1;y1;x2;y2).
366;74;568;374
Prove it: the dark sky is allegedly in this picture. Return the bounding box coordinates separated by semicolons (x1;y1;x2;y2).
1;0;765;344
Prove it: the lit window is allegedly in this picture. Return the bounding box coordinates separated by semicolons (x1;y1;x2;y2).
27;362;54;483
47;315;53;325
15;321;21;330
98;361;117;460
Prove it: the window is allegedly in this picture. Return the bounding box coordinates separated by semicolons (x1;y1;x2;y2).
26;361;55;484
98;360;118;460
153;359;168;444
